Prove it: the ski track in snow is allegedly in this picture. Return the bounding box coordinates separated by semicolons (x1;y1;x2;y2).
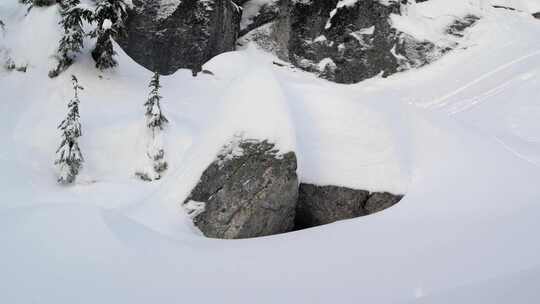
421;49;540;109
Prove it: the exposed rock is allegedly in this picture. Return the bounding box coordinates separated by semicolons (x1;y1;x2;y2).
117;0;241;75
240;0;479;84
185;139;298;239
242;0;428;83
395;33;444;71
295;183;404;229
296;184;369;229
492;5;517;11
364;192;403;215
288;0;403;84
533;12;540;19
446;15;480;38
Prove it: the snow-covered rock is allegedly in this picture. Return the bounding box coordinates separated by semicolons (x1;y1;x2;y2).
185;139;298;239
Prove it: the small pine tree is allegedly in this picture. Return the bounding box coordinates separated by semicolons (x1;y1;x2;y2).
136;72;169;181
90;0;129;70
145;72;169;131
55;75;84;184
49;0;92;78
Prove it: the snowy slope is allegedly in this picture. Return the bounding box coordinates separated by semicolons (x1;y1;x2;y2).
1;1;540;303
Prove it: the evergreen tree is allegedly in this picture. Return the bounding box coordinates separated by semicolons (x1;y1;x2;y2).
90;0;129;70
49;0;92;78
55;75;84;184
136;72;169;181
145;72;168;131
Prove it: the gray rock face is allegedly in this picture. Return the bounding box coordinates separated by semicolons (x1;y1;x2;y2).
296;184;369;229
295;183;403;229
185;139;298;239
117;0;241;75
364;192;403;215
239;0;479;84
287;0;403;83
446;15;480;38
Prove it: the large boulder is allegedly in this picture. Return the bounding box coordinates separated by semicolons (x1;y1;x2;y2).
185;139;298;239
295;183;404;229
117;0;241;75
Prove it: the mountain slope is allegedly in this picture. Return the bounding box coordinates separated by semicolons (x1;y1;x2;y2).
1;1;540;303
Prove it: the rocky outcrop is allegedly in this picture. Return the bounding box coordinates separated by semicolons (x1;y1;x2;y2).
446;15;480;38
117;0;241;75
295;183;403;229
240;0;438;83
184;139;298;239
240;0;480;84
533;12;540;19
287;0;403;83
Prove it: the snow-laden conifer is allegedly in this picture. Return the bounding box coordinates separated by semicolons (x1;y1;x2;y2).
136;72;169;181
55;75;84;184
49;0;92;78
90;0;129;70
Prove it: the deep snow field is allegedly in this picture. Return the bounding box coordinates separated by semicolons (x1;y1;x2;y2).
1;0;540;303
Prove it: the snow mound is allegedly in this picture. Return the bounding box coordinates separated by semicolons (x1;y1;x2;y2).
1;0;540;303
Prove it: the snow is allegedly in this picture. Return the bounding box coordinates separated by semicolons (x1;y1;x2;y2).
1;0;540;303
390;0;484;44
102;18;112;30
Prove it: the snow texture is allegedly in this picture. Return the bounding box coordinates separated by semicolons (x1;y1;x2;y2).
1;0;540;303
